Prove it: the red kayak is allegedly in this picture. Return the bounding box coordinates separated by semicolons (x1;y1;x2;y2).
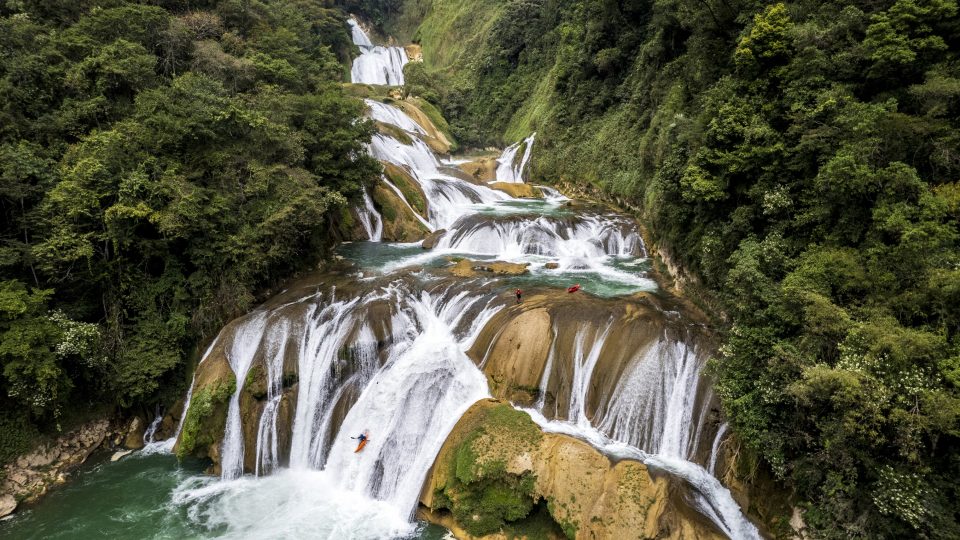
567;284;581;293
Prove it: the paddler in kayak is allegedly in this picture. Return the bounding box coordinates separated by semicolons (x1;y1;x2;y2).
351;431;369;453
567;283;581;293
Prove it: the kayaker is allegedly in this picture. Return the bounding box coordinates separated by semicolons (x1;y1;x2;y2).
351;432;367;443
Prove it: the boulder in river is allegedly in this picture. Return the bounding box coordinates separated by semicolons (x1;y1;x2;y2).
0;495;16;519
488;181;542;198
457;155;498;183
450;259;530;277
421;229;446;249
123;416;146;450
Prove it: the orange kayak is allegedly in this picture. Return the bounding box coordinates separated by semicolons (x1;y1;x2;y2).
354;439;368;453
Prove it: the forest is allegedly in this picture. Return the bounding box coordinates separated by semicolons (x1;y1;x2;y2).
1;0;958;537
359;0;960;537
0;0;378;466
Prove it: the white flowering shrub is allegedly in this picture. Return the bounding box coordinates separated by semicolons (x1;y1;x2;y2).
872;465;929;529
50;310;106;368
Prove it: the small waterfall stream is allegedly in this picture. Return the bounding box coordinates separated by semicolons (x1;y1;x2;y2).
495;133;536;183
220;312;269;480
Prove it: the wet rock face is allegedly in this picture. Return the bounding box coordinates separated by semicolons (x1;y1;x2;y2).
0;494;16;517
458;155;498;183
420;400;725;540
421;229;447;249
481;308;553;405
123;417;146;450
174;344;236;462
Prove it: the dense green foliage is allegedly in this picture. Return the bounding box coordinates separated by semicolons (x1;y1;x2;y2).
0;1;377;447
384;0;960;537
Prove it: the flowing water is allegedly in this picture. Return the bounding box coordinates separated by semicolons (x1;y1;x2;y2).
4;17;760;540
349;19;408;86
495;133;536;183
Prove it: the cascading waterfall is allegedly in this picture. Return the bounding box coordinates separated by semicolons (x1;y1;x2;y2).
143;412;162;444
379;175;433;229
595;338;715;460
365;99;425;134
433;214;643;260
254;318;292;476
321;290;494;514
368;133;509;229
159;20;762;540
348;19;408;85
494;133;536;183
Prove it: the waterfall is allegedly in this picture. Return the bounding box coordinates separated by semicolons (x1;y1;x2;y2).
348;19;408;86
521;408;761;540
356;187;383;242
595;338;715;460
365;99;425;134
221;312;270;480
368;133;509;229
537;185;568;201
495;133;536;183
432;215;643;261
709;422;729;475
288;298;363;468
380;175;433;229
567;320;615;426
254;318;292;476
143;411;162;444
534;326;558;413
164;16;759;539
321;290;492;515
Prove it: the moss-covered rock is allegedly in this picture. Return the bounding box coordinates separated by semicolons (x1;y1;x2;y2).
371;182;430;242
175;359;235;461
393;97;456;153
375;121;414;145
383;163;428;217
489;182;542;199
421;400;726;540
425;400;544;537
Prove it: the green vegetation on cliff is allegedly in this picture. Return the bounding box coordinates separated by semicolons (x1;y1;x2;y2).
176;374;235;460
0;1;378;455
365;0;960;537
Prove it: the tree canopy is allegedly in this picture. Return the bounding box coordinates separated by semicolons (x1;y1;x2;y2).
0;0;377;454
